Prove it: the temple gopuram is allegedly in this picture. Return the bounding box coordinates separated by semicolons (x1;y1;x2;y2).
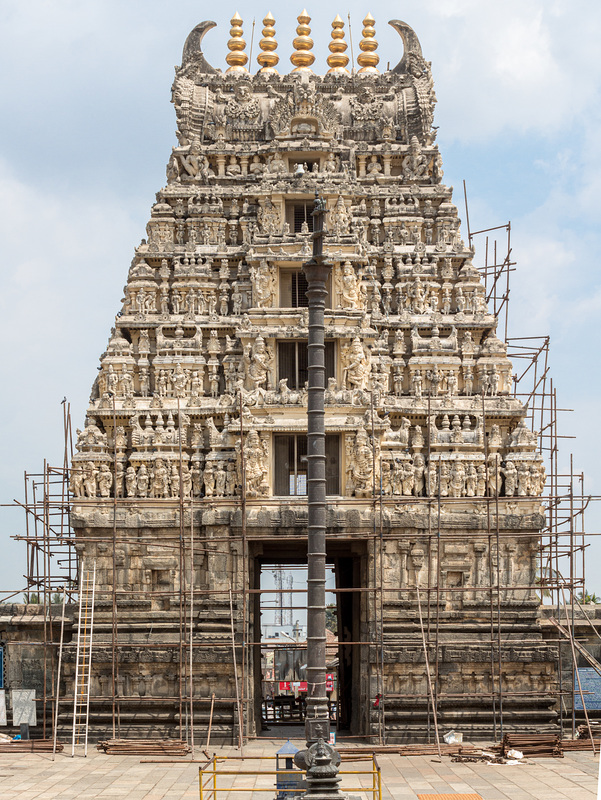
62;11;557;743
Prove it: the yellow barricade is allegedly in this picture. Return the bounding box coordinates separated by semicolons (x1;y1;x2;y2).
199;754;381;800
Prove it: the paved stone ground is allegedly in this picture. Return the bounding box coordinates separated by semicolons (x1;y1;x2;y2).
0;739;597;800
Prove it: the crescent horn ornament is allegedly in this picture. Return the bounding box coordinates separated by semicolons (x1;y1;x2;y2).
388;19;423;74
182;20;218;73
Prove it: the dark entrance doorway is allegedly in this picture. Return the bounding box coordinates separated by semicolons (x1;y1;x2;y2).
333;555;360;733
250;539;366;739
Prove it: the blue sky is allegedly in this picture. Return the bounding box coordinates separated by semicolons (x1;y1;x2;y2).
0;0;599;594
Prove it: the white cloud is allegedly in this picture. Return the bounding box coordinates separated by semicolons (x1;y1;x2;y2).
422;0;601;140
0;160;139;346
0;0;600;586
0;158;141;590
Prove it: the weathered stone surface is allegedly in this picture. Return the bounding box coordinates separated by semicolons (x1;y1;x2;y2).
48;16;560;741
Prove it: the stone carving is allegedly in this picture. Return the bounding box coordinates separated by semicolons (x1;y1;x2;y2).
350;84;384;124
177;142;214;181
69;463;84;498
250;260;275;308
68;18;552;744
243;335;272;395
267;151;287;174
257;197;281;235
269;81;340;138
331;196;351;238
242;429;268;497
82;461;98;498
125;465;137;497
323;152;339;173
249;155;265;176
75;418;108;452
225;82;260;120
337;262;363;310
347;427;374;497
97;464;113;498
402;136;430;181
150;458;170;498
136;463;149;497
342;338;370;390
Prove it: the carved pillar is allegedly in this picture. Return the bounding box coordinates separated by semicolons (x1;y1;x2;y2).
295;194;347;799
302;193;331;745
398;541;410;601
473;541;487;602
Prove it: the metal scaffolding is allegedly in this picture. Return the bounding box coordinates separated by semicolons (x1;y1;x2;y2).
1;210;600;752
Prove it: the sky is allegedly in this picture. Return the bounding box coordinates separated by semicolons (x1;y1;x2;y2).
0;0;599;595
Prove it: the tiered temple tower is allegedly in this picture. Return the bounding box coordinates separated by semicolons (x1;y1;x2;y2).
68;14;557;742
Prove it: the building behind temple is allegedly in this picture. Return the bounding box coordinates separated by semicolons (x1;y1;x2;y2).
3;12;595;746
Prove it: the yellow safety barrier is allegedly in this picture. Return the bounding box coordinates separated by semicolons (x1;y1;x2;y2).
199;754;382;800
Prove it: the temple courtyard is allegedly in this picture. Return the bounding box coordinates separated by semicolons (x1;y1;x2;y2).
0;738;597;800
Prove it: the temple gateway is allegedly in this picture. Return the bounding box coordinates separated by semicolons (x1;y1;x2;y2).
45;13;562;743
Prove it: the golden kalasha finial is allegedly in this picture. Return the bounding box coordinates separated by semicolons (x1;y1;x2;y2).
290;9;315;72
225;12;248;73
357;12;379;74
327;14;350;74
257;12;279;74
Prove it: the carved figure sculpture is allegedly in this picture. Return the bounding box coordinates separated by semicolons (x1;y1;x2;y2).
232;282;243;314
249;155;265;175
342;338;370;391
323;152;338;173
203;463;215;497
466;463;477;497
332;196;351;237
503;460;517;497
136;464;149;497
70;464;85;498
517;462;531;496
402;136;429;180
487;453;502;496
151;459;170;498
349;428;373;497
412;370;423;398
367;155;382;175
244;430;269;497
98;463;113;498
267;152;287;174
258;197;281;235
250;260;275;308
413;454;425;496
426;460;438;496
439;462;450;497
215;462;226;497
401;461;414;496
449;460;465;498
244;336;271;394
125;465;137;497
171;363;188;398
83;462;98;498
225;462;237;496
338;261;362;309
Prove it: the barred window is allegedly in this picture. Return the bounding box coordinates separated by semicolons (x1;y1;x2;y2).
274;434;340;496
279;269;331;308
286;200;315;233
278;340;336;389
280;270;309;307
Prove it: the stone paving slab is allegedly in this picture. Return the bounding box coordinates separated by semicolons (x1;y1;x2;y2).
0;739;597;800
